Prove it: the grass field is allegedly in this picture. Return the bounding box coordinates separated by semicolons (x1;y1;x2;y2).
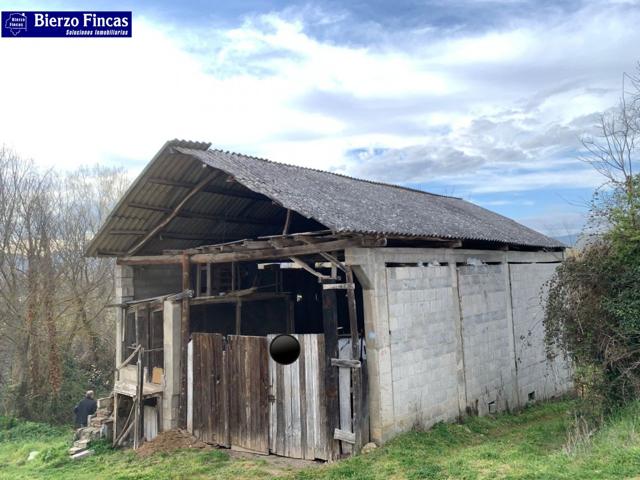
1;399;640;480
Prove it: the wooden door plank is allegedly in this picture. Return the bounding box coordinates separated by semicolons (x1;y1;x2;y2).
322;288;340;460
338;338;353;455
229;336;269;454
298;336;308;460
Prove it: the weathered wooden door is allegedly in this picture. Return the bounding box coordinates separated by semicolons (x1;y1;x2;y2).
191;333;229;446
269;334;329;460
228;335;270;454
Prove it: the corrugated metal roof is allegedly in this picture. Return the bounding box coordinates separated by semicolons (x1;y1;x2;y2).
86;140;563;257
179;147;563;249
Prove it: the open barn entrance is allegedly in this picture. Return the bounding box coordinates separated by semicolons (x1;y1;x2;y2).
181;239;367;459
188;258;365;337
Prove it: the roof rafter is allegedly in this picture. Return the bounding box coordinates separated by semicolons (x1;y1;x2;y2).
127;169;219;256
127;202;276;225
146;177;271;202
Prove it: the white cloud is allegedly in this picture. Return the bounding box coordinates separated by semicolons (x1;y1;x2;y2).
0;0;637;200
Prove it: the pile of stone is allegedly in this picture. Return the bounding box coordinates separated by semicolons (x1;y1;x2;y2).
68;396;114;460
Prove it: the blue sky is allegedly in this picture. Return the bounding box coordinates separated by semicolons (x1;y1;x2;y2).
1;0;639;239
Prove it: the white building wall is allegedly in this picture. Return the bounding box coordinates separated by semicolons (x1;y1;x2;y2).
509;263;572;402
347;247;572;444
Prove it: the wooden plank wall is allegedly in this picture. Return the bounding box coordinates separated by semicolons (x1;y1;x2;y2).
191;333;229;447
190;333;340;460
269;334;329;460
228;335;270;454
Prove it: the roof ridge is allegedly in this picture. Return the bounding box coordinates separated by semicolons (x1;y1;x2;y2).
206;148;462;200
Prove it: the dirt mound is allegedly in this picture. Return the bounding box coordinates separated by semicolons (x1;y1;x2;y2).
136;429;210;458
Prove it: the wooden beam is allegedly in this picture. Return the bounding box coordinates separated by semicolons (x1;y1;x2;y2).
289;256;331;280
318;251;347;272
334;428;356;444
322;283;355;290
282;209;292;235
116;344;142;371
118;238;361;266
158;233;224;242
146;177;195;188
146;177;270;201
128;202;274;225
110;229;148;235
179;254;191;429
331;358;361;368
127;169;219;255
134;347;144;449
190;290;287;306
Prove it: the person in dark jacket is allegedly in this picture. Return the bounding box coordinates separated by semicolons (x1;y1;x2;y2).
74;390;97;427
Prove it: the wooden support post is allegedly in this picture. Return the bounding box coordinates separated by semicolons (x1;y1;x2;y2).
179;254;191;428
345;266;363;454
206;264;212;296
282;209;292;235
196;264;202;297
112;393;118;446
134;346;144;449
235;299;242;335
231;261;236;291
322;283;340;460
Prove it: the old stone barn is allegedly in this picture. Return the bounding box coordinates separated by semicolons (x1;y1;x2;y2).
87;140;571;459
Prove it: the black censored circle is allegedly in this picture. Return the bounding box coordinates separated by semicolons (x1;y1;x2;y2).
269;334;301;365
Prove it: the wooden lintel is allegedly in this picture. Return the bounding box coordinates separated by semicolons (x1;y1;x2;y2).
322;283;355;290
128;170;219;255
331;358;361;368
333;428;356;444
117;238;361;266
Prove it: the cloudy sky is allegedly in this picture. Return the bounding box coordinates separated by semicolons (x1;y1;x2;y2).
1;0;639;239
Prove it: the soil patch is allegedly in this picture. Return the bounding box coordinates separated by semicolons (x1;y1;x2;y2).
135;429;210;458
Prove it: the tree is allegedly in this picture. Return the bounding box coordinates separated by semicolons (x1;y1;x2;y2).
545;67;640;411
0;149;129;423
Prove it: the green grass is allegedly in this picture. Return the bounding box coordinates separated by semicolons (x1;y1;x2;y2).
2;399;640;479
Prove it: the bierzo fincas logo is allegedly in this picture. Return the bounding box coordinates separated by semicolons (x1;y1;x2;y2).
1;11;131;37
4;12;26;36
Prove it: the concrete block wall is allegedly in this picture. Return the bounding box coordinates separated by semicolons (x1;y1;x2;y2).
114;265;134;366
386;266;461;431
346;247;571;444
457;264;517;415
509;263;572;402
